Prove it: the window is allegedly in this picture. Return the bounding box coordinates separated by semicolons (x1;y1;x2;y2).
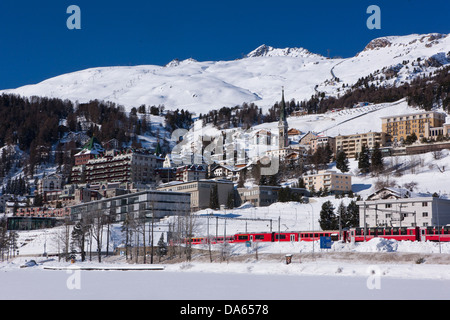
422;202;428;207
422;212;428;217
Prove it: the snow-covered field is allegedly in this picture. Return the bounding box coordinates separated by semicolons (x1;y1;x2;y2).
2;243;450;300
2;261;450;301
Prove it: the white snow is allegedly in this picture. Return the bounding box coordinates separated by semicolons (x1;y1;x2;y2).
1;33;448;114
2;187;450;300
1;32;450;300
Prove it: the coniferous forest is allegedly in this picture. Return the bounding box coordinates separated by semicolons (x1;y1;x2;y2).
0;65;448;180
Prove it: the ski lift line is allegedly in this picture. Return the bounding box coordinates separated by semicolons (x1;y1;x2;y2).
316;99;405;135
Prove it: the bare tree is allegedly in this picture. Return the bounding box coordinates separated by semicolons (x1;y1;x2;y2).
104;208;117;257
53;217;72;261
121;212;137;261
91;208;106;263
0;217;10;261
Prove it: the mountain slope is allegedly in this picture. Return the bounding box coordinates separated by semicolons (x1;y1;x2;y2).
2;33;449;114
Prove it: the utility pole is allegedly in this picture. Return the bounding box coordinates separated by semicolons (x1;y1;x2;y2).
364;202;366;242
278;216;280;243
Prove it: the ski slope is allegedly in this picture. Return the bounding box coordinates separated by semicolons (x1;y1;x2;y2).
1;33;449;114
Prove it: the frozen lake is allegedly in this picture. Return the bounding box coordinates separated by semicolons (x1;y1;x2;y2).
1;267;450;301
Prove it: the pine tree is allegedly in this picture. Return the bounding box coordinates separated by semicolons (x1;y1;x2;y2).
319;200;338;230
298;177;306;189
227;191;235;209
358;144;370;174
209;185;219;210
157;234;168;260
336;150;349;173
336;201;347;232
370;142;384;173
346;200;360;228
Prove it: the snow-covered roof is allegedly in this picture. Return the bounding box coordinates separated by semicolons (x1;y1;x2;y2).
367;187;432;200
75;136;105;156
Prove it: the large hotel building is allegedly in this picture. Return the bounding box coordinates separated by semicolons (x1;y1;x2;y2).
381;111;447;143
70;137;163;186
335;131;386;159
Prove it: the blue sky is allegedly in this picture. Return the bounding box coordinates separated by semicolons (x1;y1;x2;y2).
0;0;449;90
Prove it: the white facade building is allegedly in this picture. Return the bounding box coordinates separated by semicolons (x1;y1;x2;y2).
357;188;450;227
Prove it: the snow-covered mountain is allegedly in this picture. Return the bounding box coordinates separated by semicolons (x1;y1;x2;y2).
1;33;449;114
245;44;322;58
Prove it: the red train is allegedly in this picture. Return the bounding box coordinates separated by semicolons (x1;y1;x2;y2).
348;227;420;242
348;226;450;242
188;226;450;245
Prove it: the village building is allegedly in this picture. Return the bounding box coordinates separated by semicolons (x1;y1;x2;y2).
357;187;450;228
71;142;164;186
236;185;309;207
335;131;386;159
302;170;352;194
381;111;447;144
70;190;190;222
156;179;234;211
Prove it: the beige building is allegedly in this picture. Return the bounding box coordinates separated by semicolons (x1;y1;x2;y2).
298;131;318;145
335;131;386;159
156;179;234;211
310;136;336;155
237;185;309;207
175;165;207;182
303;170;352;194
265;147;301;160
381;111;447;144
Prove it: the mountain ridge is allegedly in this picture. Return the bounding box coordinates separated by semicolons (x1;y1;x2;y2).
1;33;449;114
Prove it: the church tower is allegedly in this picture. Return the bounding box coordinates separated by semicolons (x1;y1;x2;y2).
278;87;289;149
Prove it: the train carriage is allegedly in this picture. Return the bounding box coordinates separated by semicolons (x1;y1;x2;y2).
299;231;340;242
420;226;450;242
209;236;234;244
233;232;299;243
349;227;420;242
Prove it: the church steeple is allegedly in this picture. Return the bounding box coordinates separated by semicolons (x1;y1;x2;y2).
279;87;287;122
278;87;289;149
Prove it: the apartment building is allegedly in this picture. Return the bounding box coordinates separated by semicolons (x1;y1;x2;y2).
175;165;207;182
357;188;450;227
381;111;447;143
156;179;234;211
236;185;309;207
71;149;164;186
310;136;336;155
70;190;190;222
335;131;386;159
38;173;65;202
302;170;352;194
